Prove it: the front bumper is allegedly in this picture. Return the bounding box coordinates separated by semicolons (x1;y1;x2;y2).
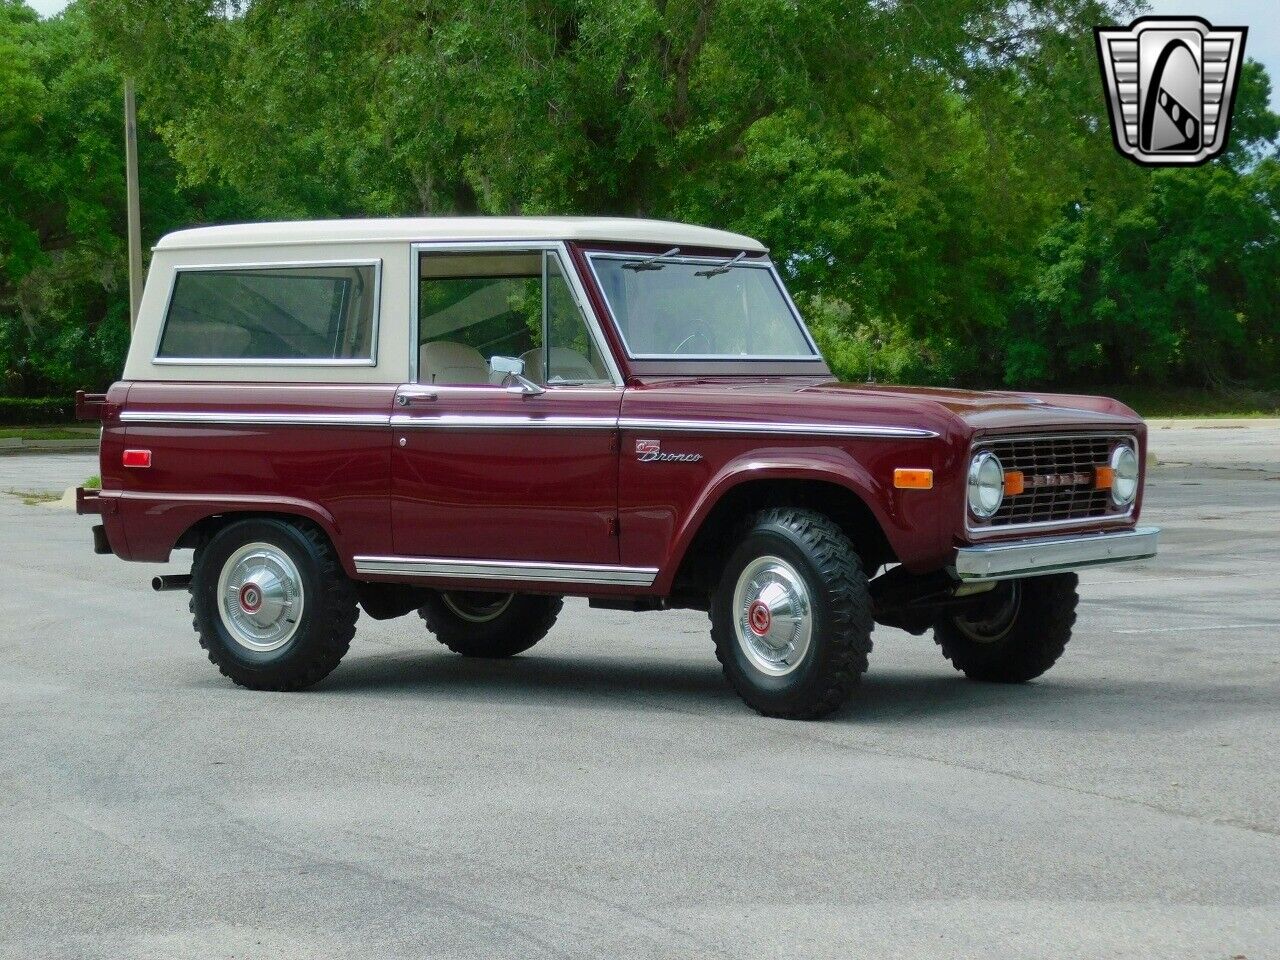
954;526;1159;582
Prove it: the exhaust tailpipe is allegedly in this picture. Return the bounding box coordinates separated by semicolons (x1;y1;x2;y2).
152;574;192;592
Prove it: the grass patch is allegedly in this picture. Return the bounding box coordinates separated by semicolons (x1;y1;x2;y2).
5;488;62;506
1078;386;1280;419
0;426;98;441
84;475;101;489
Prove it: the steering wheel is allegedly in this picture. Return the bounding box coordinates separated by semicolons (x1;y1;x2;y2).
672;317;713;355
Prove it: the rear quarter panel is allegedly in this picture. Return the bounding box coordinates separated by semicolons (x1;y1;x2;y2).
102;382;395;572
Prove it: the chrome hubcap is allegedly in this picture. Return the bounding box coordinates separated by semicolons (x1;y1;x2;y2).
217;542;304;652
440;591;514;623
732;555;813;676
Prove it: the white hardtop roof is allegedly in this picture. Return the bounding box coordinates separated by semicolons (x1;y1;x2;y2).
154;216;768;253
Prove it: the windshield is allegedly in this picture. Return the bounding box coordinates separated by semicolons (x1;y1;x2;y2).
589;254;818;360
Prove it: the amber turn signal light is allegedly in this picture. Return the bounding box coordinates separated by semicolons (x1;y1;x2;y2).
893;468;933;490
1094;465;1114;490
1003;470;1025;495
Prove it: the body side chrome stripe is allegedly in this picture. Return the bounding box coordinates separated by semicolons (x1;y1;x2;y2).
120;410;938;438
390;414;617;430
121;411;391;427
617;418;938;439
354;555;658;586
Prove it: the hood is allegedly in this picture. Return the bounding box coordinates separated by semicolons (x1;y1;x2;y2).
627;377;1143;436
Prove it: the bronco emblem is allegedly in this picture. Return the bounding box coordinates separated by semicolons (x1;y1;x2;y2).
1096;16;1247;167
635;439;703;463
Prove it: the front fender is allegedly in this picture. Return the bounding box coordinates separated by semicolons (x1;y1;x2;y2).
654;444;938;592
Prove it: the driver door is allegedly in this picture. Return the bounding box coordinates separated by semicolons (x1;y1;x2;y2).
391;246;622;566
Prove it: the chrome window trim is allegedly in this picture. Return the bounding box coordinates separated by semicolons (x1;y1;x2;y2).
964;431;1139;537
584;251;826;362
152;258;383;367
409;241;622;387
353;555;658;586
618;418;938;439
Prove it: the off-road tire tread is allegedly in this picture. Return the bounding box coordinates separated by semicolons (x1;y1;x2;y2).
419;594;563;658
189;520;359;691
711;507;873;719
934;573;1078;682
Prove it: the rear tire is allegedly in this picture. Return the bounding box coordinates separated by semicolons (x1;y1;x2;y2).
710;508;873;719
189;518;358;690
933;574;1078;682
419;591;562;658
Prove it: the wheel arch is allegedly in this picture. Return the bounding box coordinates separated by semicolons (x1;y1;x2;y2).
660;467;897;600
172;504;349;574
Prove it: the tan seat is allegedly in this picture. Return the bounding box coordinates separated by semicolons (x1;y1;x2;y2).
419;341;488;384
520;346;607;384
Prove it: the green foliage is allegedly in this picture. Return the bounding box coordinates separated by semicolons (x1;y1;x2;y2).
0;395;76;424
0;0;251;395
2;0;1277;396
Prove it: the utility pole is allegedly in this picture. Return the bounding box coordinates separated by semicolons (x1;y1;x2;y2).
124;78;143;331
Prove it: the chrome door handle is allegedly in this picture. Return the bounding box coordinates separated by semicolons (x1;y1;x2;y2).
396;392;438;406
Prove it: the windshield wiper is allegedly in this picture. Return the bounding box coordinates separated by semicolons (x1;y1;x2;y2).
694;251;747;278
622;247;681;271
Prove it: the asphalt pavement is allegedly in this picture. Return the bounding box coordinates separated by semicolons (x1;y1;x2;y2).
1;426;1277;959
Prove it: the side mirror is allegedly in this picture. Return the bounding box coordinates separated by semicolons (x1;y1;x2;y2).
489;355;524;384
489;355;545;396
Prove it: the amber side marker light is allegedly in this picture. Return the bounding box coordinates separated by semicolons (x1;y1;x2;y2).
1094;465;1115;490
122;449;152;468
893;468;933;490
1003;470;1025;496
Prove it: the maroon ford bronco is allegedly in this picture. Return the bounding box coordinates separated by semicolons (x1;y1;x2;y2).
76;217;1158;718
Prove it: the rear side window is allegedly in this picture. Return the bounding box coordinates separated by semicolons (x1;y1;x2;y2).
156;262;379;363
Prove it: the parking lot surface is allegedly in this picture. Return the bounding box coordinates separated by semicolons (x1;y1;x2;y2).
1;427;1277;959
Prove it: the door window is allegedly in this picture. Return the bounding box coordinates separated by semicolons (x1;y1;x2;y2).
417;250;610;386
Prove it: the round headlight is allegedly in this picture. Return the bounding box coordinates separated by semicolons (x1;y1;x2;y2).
1110;443;1139;506
968;451;1005;519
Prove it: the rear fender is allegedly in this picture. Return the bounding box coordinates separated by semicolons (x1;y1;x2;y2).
111;492;349;573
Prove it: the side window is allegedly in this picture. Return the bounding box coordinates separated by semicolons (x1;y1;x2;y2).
417;251;609;386
157;263;377;362
544;255;610;384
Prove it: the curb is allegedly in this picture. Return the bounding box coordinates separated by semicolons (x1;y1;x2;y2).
0;439;99;454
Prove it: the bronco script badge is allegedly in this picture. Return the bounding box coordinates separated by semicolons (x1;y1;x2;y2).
1096;16;1247;167
635;439;702;463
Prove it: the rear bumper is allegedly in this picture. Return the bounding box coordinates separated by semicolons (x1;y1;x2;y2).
954;526;1159;582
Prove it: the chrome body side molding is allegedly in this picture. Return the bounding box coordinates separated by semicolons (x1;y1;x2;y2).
618;418;939;439
390;414;618;430
953;526;1159;581
120;410;939;439
120;411;391;428
353;555;659;586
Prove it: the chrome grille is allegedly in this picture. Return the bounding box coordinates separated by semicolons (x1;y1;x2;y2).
973;433;1132;528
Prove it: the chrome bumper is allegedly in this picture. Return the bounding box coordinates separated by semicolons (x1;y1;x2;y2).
954;526;1159;582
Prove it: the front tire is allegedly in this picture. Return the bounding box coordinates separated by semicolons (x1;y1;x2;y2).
933;573;1078;682
189;518;359;690
710;508;873;719
419;591;562;658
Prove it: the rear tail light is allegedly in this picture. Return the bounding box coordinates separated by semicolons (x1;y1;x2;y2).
122;449;152;468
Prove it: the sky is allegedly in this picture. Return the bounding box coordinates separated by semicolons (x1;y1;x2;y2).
21;0;1279;110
